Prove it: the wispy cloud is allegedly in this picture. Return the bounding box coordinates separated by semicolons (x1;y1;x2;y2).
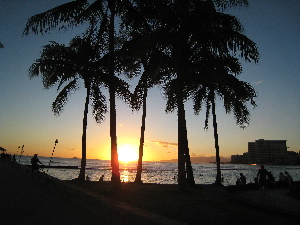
148;140;178;149
191;153;213;157
191;153;198;157
254;80;263;84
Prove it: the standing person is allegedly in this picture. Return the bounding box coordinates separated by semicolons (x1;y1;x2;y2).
279;172;285;181
31;154;42;174
284;171;293;188
12;154;16;166
278;172;285;186
257;165;268;195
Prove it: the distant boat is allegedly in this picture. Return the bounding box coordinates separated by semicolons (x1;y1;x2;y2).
73;157;78;159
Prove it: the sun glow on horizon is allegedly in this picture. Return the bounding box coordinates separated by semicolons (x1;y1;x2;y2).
118;144;138;163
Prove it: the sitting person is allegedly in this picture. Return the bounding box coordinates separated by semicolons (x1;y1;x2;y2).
236;173;247;185
267;171;275;182
99;175;104;182
239;173;247;185
279;172;285;182
284;171;293;188
31;154;42;174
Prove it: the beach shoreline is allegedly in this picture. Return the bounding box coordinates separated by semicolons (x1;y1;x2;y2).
1;160;299;224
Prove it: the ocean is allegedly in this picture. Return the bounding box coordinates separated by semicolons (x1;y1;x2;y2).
18;156;300;186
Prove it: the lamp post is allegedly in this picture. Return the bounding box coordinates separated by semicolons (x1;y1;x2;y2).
18;145;24;167
46;139;58;174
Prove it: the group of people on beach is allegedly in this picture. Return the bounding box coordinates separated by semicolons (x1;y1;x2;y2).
236;165;294;194
236;173;247;185
86;174;104;182
279;171;293;188
1;152;17;164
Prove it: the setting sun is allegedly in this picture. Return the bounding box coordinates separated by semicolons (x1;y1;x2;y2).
118;144;138;162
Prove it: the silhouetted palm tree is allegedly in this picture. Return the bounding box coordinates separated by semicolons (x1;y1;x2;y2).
115;3;175;183
130;54;170;183
24;0;134;187
156;0;258;189
24;0;258;190
29;35;130;180
190;54;257;185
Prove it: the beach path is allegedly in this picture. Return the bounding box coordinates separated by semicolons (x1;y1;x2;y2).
1;159;299;225
0;161;108;225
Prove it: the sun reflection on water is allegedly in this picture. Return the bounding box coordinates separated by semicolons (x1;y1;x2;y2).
121;170;130;182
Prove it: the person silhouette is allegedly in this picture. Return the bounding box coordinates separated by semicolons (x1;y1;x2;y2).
12;154;16;166
239;173;247;185
284;171;293;188
99;175;104;182
257;165;268;195
31;154;42;174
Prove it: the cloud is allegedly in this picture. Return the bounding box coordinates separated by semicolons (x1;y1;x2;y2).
148;140;178;149
254;80;263;84
191;153;198;157
190;153;214;157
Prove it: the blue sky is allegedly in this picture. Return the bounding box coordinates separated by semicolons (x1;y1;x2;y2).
0;0;299;160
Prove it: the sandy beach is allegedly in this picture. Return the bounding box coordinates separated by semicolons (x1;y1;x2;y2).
1;160;299;225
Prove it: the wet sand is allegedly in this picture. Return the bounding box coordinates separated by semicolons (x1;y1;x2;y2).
1;160;299;225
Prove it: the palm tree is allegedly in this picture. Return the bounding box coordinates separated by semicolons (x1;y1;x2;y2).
118;4;176;183
130;54;170;183
29;35;130;180
24;0;135;187
190;54;257;185
208;83;256;185
122;0;195;189
29;36;106;180
152;0;258;189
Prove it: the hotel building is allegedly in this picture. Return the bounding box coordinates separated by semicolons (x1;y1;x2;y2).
248;139;287;164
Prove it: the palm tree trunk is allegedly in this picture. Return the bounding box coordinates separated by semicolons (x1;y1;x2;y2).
185;146;195;186
175;0;195;190
78;84;90;180
108;0;120;187
177;86;187;190
212;97;222;185
181;105;195;187
135;83;147;183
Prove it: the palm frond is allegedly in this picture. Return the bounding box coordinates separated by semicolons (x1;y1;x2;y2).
114;77;132;106
24;0;88;35
80;0;107;21
29;41;80;89
204;99;212;130
52;79;79;115
212;0;248;11
90;83;107;124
